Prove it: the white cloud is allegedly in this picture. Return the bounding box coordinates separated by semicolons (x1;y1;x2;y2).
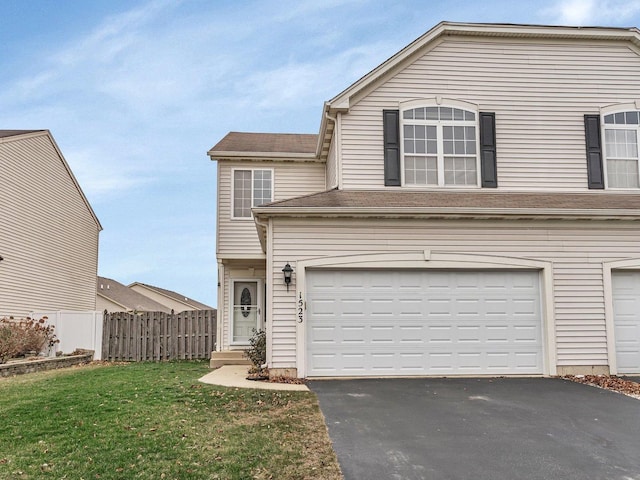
63;146;157;200
543;0;640;25
234;41;397;115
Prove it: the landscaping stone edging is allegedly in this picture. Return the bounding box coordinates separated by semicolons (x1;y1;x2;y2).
0;351;94;377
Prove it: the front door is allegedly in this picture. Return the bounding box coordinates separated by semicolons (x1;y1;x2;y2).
232;280;260;344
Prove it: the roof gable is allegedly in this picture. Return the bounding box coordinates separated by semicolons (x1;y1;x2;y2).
1;129;102;231
326;22;640;113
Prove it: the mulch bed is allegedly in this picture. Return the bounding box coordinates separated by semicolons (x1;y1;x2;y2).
246;368;307;384
266;376;307;384
563;375;640;398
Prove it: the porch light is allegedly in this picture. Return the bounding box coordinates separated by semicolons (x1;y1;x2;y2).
282;263;293;290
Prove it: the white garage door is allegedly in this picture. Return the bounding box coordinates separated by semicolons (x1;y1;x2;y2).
612;271;640;374
306;270;543;377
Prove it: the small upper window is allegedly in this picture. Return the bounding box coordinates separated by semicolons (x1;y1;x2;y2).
603;112;640;188
233;169;273;218
401;106;479;187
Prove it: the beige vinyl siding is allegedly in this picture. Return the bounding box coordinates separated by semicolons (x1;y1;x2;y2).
0;134;99;316
96;295;127;313
326;135;338;189
340;37;640;190
217;161;326;258
267;217;640;370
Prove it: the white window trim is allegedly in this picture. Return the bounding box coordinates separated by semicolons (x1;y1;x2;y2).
399;98;481;189
600;109;640;190
231;168;274;220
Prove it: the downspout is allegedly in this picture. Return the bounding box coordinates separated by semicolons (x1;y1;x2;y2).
325;111;342;190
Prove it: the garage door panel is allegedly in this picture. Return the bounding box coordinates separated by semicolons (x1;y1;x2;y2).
307;270;543;376
612;271;640;373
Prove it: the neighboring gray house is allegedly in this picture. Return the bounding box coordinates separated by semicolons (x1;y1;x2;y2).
128;282;213;312
96;276;171;313
209;22;640;378
97;277;213;314
0;130;101;316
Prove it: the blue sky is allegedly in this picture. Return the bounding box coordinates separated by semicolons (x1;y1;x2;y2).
2;0;640;307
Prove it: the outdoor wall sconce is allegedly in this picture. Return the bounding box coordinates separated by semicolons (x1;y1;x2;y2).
282;263;293;290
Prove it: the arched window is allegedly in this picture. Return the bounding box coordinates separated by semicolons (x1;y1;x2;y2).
401;105;479;187
603;111;640;188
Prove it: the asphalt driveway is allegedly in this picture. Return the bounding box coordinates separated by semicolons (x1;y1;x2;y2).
309;378;640;480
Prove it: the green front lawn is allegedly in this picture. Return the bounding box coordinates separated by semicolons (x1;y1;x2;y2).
0;361;342;479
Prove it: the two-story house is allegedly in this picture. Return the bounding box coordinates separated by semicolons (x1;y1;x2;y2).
209;22;640;379
0;130;101;316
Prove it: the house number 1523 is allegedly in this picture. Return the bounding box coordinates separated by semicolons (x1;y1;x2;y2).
297;292;304;323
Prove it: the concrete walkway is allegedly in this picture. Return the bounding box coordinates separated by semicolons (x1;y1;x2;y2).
199;365;309;391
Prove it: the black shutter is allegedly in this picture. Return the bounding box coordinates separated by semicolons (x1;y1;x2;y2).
383;110;401;186
479;112;497;188
584;114;604;189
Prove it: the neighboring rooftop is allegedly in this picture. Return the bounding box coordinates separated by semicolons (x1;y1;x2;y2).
208;132;318;157
97;277;171;313
0;130;44;139
128;282;213;310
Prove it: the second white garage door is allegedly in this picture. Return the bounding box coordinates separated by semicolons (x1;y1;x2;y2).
612;271;640;374
306;269;543;377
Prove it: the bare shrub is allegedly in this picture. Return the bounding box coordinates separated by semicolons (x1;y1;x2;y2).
0;320;21;364
0;317;59;362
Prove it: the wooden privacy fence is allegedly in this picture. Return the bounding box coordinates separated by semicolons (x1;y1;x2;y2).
102;309;216;361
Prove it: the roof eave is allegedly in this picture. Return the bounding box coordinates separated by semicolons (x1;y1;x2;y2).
207;150;319;161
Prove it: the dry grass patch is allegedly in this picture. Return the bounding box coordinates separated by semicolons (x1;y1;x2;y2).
0;360;341;479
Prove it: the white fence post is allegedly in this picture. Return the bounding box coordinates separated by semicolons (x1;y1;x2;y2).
93;311;103;361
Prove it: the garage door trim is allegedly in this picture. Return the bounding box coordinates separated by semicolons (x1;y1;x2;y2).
295;251;556;377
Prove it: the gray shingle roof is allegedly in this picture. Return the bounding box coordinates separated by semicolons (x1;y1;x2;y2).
97;277;170;313
209;132;317;155
256;189;640;214
129;282;213;310
0;130;44;139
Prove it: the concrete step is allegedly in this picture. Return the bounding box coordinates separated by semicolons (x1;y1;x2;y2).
210;350;252;368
